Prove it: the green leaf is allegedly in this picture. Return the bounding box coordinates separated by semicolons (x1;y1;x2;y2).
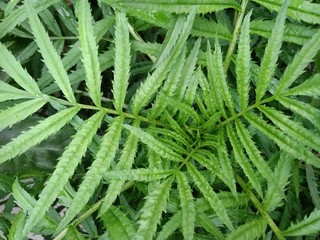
105;0;240;13
263;152;292;211
26;1;76;103
0;0;61;39
113;12;131;113
99;130;139;216
0;81;34;103
176;172;195;240
279;97;320;131
104;169;174;181
156;212;181;240
245;112;320;168
216;129;237;196
101;206;136;240
306;164;320;209
235;119;284;197
283;73;320;98
259;105;320;152
123;125;182;162
250;20;317;45
283;209;320;236
255;0;289;102
134;177;174;240
226;124;262;197
187;163;234;231
226;218;267;240
57;117;123;231
0;107;79;165
196;212;224;240
22;110;105;236
131;9;196;114
236;11;251;111
0;98;46;132
0;42;42;96
76;0;102;107
252;0;320;24
275;29;320;95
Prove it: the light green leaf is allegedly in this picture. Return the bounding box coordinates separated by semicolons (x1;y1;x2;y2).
206;41;226;117
123;125;182;162
148;49;186;119
256;0;288;102
134;177;174;240
217;129;237;196
196;212;224;240
283;209;320;236
26;2;75;103
306;164;320;209
0;42;41;96
279;97;320;131
22;110;105;236
104;169;174;181
0;106;79;165
131;9;196;114
245;112;320;168
105;0;240;13
176;172;195;240
226;124;262;197
0;98;46;132
57;117;123;231
235;119;284;197
76;0;102;107
99;130;139;216
156;212;181;240
275;29;320;95
236;11;252;110
101;206;136;240
187;163;234;231
252;0;320;24
226;218;267;240
263;152;292;211
113;12;131;113
0;0;61;39
283;73;320;98
259;105;320;152
250;20;317;45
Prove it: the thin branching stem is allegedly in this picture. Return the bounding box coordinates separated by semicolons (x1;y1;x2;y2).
236;174;285;240
223;0;249;73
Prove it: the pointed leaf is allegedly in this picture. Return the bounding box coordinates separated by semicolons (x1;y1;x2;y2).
0;106;79;165
101;206;136;240
105;0;240;13
26;1;76;103
124;125;182;162
187;163;234;231
58;117;123;231
236;11;252;110
22;111;105;236
256;0;289;102
283;209;320;236
76;0;102;107
275;29;320;95
0;98;46;132
226;218;267;240
306;164;320;209
113;12;131;112
0;81;34;102
104;169;174;181
99;130;139;216
134;177;174;240
0;42;41;95
176;172;195;240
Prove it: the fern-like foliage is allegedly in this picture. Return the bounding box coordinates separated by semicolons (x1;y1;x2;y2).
1;0;320;239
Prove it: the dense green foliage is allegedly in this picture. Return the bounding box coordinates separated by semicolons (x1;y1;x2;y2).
0;0;320;239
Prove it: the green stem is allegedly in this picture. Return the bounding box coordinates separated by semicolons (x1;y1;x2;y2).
223;0;249;74
236;174;285;240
